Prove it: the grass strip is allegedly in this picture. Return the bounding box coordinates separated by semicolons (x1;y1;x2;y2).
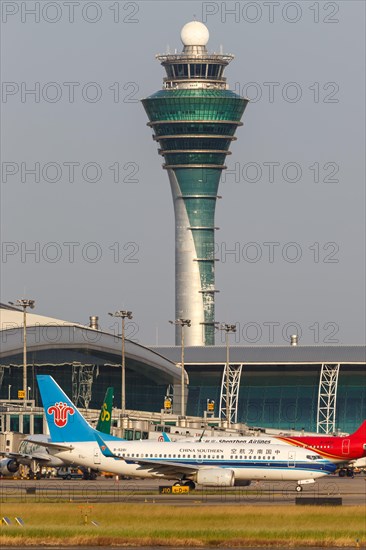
0;503;365;547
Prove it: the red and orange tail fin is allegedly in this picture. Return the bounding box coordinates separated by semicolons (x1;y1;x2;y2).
350;420;366;441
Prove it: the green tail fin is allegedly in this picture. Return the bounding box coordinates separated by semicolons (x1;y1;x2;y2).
96;387;114;434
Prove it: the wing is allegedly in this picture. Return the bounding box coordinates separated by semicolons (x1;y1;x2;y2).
0;451;56;465
93;431;206;478
123;456;200;477
1;451;46;460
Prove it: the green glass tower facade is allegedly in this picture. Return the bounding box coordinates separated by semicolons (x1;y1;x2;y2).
142;22;248;345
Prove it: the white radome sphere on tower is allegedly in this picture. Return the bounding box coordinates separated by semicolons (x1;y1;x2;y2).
180;21;209;46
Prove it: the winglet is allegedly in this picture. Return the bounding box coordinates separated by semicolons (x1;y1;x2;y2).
94;431;120;459
161;431;171;442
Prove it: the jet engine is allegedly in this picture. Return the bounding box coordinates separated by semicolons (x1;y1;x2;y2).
234;479;251;487
0;458;19;476
196;468;235;486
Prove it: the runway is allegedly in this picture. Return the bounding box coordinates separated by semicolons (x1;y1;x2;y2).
1;475;365;506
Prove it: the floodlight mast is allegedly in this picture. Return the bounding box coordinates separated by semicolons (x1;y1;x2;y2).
108;310;133;420
9;299;35;407
169;318;191;416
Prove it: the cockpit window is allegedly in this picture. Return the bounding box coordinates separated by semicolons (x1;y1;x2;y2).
307;454;322;460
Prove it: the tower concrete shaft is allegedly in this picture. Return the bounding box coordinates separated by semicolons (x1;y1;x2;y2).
142;22;248;345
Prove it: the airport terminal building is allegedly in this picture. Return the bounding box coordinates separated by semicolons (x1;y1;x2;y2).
0;305;365;436
0;305;185;435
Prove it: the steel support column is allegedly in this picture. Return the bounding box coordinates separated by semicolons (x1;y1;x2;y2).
219;363;243;424
317;363;340;433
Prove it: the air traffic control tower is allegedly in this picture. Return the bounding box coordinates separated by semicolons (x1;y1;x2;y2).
142;21;248;346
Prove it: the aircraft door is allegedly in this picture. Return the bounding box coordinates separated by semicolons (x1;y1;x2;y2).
342;439;350;455
93;448;101;464
288;451;296;468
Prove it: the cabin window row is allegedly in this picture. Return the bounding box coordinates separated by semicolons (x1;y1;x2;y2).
114;452;226;459
112;452;278;460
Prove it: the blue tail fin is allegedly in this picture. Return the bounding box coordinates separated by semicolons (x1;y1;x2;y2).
37;375;95;442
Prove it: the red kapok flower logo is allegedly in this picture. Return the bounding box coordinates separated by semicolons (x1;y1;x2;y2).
47;402;75;427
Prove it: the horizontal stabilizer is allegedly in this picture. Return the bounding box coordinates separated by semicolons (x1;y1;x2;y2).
25;438;74;452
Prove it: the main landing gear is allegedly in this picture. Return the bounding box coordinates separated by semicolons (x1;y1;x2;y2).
338;467;354;478
173;480;196;490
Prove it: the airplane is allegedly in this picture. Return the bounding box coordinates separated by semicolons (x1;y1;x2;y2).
0;386;114;479
275;422;366;475
27;375;337;491
167;423;366;476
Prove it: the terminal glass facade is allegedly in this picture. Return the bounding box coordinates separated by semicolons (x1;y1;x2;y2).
185;364;366;433
1;351;364;434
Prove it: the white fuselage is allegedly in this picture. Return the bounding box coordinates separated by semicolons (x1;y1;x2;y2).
45;438;334;483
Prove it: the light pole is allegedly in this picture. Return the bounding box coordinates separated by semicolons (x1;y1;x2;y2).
109;310;133;419
169;318;191;417
220;323;236;427
8;385;11;400
9;299;35;407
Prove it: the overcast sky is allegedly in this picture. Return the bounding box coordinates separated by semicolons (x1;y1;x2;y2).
1;0;365;347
